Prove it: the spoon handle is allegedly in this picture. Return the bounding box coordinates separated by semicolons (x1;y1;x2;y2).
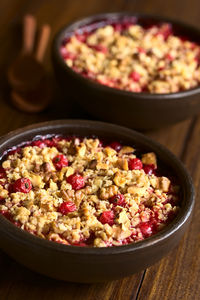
36;24;51;62
23;14;37;54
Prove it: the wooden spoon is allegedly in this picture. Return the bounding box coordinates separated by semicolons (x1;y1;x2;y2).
7;15;51;112
11;77;52;113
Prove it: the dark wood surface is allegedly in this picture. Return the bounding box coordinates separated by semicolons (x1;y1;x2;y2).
0;0;199;299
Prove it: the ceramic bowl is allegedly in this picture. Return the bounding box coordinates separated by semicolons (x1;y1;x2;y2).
0;120;194;282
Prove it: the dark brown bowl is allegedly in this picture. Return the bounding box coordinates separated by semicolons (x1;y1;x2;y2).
0;120;194;282
52;13;200;130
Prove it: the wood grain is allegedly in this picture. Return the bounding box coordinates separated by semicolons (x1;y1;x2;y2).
0;0;199;299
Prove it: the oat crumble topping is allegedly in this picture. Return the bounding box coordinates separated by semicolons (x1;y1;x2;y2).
0;136;180;247
61;20;200;94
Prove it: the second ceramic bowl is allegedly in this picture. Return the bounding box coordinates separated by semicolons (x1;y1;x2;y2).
52;13;200;130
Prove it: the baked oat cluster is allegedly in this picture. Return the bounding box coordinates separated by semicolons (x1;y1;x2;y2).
0;136;180;247
61;21;200;93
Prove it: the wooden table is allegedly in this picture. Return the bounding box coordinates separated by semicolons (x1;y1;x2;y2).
0;0;199;299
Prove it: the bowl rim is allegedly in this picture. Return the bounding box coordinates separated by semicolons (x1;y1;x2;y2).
0;119;195;255
52;11;200;100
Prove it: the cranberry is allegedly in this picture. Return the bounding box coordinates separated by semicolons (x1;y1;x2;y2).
60;47;77;60
84;231;96;245
190;42;197;50
109;194;126;207
43;139;55;147
99;210;115;226
67;173;85;190
142;85;149;92
58;201;77;215
166;53;174;61
75;32;88;43
113;23;123;32
12;220;21;227
129;71;141;82
0;167;6;179
81;70;95;79
108;141;122;152
72;242;87;247
86;70;95;79
8;148;21;156
98;140;103;147
52;137;62;145
139;222;153;237
32;140;46;148
122;21;132;30
0;197;5;202
0;210;11;219
158;66;165;71
32;139;55;148
138;47;146;54
143;164;156;175
12;178;32;193
53;154;68;171
157;24;172;40
91;44;107;54
132;86;142;93
128;158;143;170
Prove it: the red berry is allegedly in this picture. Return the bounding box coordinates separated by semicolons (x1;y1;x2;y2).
73;242;87;247
166;53;174;61
32;140;46;148
52;137;62;146
122;21;132;30
91;44;107;53
108;141;122;152
0;210;11;219
60;46;77;60
0;197;5;202
67;174;85;190
98;140;103;147
138;47;146;54
143;164;156;175
12;220;21;227
109;194;126;207
113;23;123;32
157;24;172;40
99;210;115;226
12;178;32;193
75;32;88;43
129;158;143;170
53;154;68;171
8;148;21;156
129;71;141;82
32;139;56;148
0;167;6;179
58;201;77;215
139;222;153;237
190;42;197;50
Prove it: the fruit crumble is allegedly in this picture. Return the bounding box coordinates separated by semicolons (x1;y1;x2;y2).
61;20;200;93
0;136;180;247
